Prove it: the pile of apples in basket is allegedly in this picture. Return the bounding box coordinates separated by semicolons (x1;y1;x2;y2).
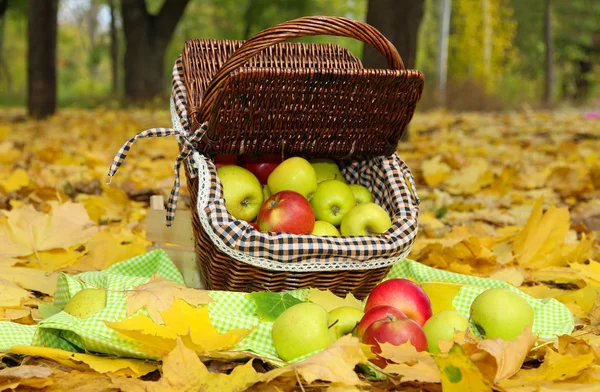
215;153;391;236
214;153;535;366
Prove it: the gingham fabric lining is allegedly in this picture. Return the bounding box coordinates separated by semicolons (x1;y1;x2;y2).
0;249;574;362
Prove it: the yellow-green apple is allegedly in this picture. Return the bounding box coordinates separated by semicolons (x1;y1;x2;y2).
355;305;407;339
217;165;263;221
311;221;341;236
268;157;318;199
239;154;282;184
362;314;428;368
470;288;534;340
257;191;315;234
310;158;346;183
327;306;364;340
364;279;432;326
340;203;392;236
310;180;356;227
214;154;238;168
64;288;107;319
272;302;333;361
349;184;374;204
262;184;272;200
422;310;470;353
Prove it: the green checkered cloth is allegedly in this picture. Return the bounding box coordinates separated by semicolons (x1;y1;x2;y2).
0;249;574;363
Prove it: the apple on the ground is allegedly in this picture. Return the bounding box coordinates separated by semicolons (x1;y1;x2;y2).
217;165;264;222
355;305;407;339
239;154;283;185
349;184;374;204
268;157;318;200
422;309;470;353
364;279;432;327
327;306;364;340
257;191;315;234
362;314;428;368
340;203;392;236
311;221;341;236
64;288;107;319
470;288;534;340
272;302;333;361
310;180;356;227
310;158;346;183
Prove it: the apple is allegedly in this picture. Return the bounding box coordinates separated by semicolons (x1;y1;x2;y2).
267;157;318;200
340;203;393;236
240;154;283;185
214;154;238;168
327;306;364;340
310;158;346;183
310;180;356;227
63;288;107;319
355;305;407;339
349;184;374;205
217;165;264;222
364;279;432;327
311;221;341;236
470;288;534;341
249;222;259;231
262;184;272;201
362;314;428;368
257;191;315;234
422;310;470;353
272;302;333;361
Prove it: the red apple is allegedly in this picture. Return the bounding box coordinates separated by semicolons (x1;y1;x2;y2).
239;154;283;185
364;279;432;327
355;305;407;339
362;314;428;368
214;154;238;168
257;191;315;234
249;222;259;231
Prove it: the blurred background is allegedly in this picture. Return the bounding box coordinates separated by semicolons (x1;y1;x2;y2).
1;0;599;117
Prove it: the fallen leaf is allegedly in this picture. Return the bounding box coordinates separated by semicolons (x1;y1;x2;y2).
0;168;29;192
126;274;213;323
378;341;441;383
443;158;494;195
247;291;304;321
514;348;596;381
0;267;57;295
421;155;452;186
0;276;33;307
433;344;494;392
307;288;364;312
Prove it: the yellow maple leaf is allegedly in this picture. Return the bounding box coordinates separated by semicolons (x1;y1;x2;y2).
125;274;213;323
378;341;441;383
0;267;57;296
9;346;157;378
421;155;452;186
0;202;97;258
514;349;596;381
444;158;495;195
0;168;29;192
0;277;33;308
433;344;494;392
106;299;249;357
307;288;364;312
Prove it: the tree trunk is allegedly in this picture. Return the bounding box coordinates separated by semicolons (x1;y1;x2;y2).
362;0;425;70
543;0;553;106
121;0;189;102
109;0;119;94
436;0;451;107
27;0;58;119
0;0;11;93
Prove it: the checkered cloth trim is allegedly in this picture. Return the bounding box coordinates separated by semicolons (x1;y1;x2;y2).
106;58;204;226
195;152;420;266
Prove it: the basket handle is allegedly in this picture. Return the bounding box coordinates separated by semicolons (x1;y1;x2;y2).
195;16;406;127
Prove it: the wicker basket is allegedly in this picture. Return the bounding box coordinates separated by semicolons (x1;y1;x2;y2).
179;16;424;299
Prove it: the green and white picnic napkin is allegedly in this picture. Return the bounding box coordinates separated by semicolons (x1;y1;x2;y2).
0;249;574;362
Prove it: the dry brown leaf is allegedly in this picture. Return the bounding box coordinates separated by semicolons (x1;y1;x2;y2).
378;341;441;383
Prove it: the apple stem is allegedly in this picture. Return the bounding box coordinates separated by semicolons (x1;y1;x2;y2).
328;319;339;329
385;313;395;322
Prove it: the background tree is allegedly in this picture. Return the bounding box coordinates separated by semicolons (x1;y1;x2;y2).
27;0;59;119
121;0;189;102
543;0;553;106
109;0;119;94
362;0;425;70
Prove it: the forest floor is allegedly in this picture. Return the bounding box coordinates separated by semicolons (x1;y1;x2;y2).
0;107;600;391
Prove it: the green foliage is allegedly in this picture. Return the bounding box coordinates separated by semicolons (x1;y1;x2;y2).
247;291;303;322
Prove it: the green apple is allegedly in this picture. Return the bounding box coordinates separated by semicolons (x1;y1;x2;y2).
63;288;107;319
327;306;364;340
422;310;470;353
340;203;393;236
311;221;341;236
272;302;333;361
262;184;272;200
470;288;534;341
217;165;263;221
349;184;374;205
310;180;356;227
310;158;346;183
268;157;318;200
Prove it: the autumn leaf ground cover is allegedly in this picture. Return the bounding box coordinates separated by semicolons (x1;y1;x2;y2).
1;106;600;391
